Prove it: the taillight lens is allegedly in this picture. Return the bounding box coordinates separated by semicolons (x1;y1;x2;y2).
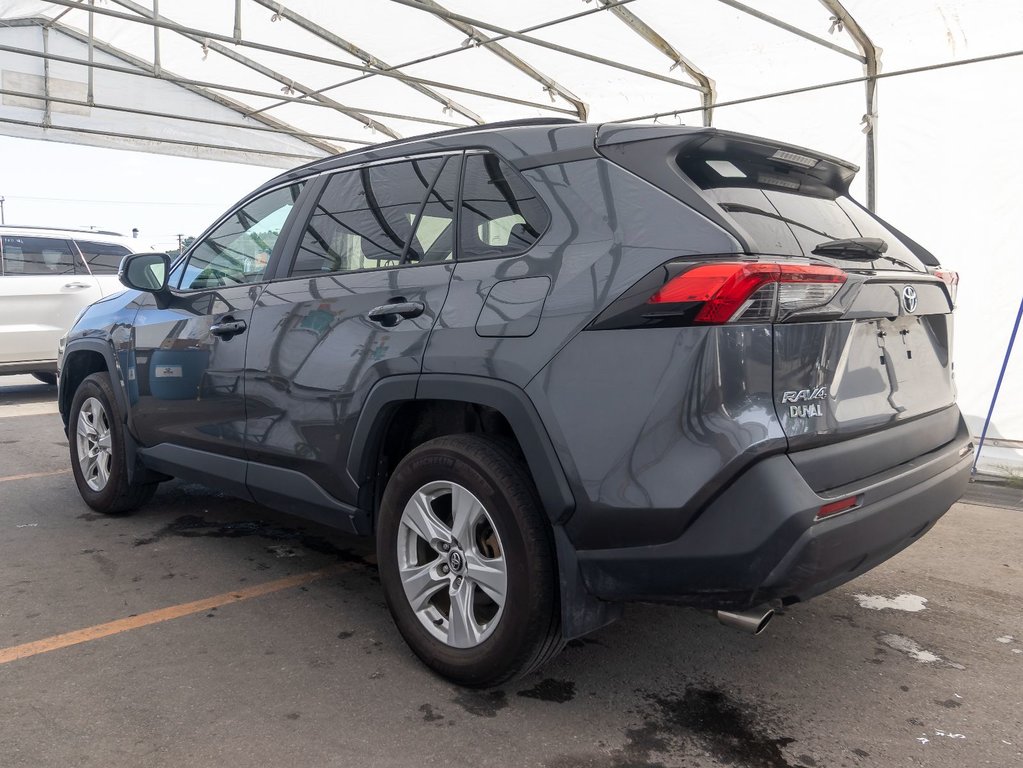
933;269;959;306
650;262;846;324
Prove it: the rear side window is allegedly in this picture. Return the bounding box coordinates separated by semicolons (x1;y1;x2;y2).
290;155;456;277
0;236;78;275
459;153;548;260
76;240;131;274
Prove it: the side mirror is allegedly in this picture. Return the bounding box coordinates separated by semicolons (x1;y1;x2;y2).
119;252;170;293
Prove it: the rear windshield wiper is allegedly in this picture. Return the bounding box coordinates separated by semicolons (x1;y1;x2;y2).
812;237;920;272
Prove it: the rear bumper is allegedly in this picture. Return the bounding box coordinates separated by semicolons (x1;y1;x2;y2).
576;416;972;609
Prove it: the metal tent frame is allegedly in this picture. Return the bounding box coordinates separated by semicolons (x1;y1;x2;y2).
1;0;1021;206
0;0;887;202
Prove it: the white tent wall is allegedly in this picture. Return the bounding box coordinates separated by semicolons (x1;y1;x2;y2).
0;0;1019;472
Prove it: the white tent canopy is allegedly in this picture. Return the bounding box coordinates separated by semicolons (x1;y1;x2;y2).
1;0;1021;471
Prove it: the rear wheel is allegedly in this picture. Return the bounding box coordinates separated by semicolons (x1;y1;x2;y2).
69;372;157;514
377;434;561;687
32;372;57;386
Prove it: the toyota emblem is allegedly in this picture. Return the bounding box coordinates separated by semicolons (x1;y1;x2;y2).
902;285;918;314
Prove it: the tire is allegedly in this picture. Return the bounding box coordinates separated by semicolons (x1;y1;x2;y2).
32;372;57;386
377;434;562;687
68;372;158;514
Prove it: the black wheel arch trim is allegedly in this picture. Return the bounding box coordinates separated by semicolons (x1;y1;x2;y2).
346;373;576;525
59;339;129;429
60;339;149;484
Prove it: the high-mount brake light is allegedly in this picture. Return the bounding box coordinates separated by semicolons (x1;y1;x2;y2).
933;270;959;306
648;262;847;324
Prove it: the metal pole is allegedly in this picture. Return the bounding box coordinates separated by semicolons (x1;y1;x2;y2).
0;197;5;225
973;294;1023;475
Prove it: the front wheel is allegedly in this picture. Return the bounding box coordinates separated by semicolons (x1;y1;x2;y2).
69;372;158;514
377;434;561;687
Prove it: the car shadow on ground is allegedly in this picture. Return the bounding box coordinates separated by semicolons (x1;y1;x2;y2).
0;376;58;406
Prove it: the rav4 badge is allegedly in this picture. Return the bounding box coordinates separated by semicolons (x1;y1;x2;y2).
781;386;828;418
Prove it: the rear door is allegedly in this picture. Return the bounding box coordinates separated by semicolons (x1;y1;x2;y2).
243;153;460;509
0;234;102;366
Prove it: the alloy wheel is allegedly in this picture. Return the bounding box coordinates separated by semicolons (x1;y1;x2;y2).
396;480;507;648
76;397;113;492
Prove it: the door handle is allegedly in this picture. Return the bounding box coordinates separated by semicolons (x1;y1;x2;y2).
210;318;247;338
63;281;92;289
367;300;425;326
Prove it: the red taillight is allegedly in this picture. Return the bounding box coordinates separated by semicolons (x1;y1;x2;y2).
934;269;959;306
816;495;859;520
649;262;847;324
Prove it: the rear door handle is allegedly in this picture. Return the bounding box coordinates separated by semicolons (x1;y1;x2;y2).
210;318;247;338
367;301;425;326
63;281;92;289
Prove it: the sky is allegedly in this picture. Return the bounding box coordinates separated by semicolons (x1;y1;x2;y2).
0;135;279;252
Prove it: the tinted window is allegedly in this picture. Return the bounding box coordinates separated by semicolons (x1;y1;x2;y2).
76;240;131;274
290;156;453;278
0;236;78;275
459;154;548;259
178;183;304;290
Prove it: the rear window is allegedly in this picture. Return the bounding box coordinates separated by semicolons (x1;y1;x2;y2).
679;146;927;271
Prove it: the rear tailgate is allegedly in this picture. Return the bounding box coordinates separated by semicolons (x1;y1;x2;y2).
774;276;957;489
597;126;961;490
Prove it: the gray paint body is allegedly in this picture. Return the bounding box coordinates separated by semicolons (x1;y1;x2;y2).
58;120;970;636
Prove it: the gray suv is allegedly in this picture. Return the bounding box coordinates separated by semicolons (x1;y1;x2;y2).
58;119;971;686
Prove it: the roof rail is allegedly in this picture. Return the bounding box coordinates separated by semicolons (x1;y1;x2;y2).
279;117;583;177
0;225;126;237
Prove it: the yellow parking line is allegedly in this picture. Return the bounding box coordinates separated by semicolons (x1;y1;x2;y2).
0;469;71;484
0;565;350;666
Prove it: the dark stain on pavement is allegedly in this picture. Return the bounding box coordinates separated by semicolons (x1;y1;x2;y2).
547;685;798;768
935;698;962;708
517;678;576;703
453;689;508;718
131;514;374;567
419;703;444;723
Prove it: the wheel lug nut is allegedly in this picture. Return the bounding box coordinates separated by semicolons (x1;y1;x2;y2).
440;564;449;574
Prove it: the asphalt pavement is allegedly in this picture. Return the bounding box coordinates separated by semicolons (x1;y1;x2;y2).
0;374;1020;768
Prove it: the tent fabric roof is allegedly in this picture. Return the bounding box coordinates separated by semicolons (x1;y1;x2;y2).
0;1;1017;174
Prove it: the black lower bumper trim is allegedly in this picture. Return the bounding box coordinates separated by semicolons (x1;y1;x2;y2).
575;419;972;609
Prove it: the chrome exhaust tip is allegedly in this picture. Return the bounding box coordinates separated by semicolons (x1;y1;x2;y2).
716;606;775;635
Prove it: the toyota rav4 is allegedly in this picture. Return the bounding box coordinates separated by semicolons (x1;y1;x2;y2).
58;119;971;686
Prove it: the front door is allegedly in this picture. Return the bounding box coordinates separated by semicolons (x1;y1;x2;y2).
244;154;461;509
127;183;306;484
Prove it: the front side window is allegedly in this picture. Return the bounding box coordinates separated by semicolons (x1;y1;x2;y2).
76;241;132;275
290;155;456;278
178;183;304;290
459;153;548;260
0;236;78;275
